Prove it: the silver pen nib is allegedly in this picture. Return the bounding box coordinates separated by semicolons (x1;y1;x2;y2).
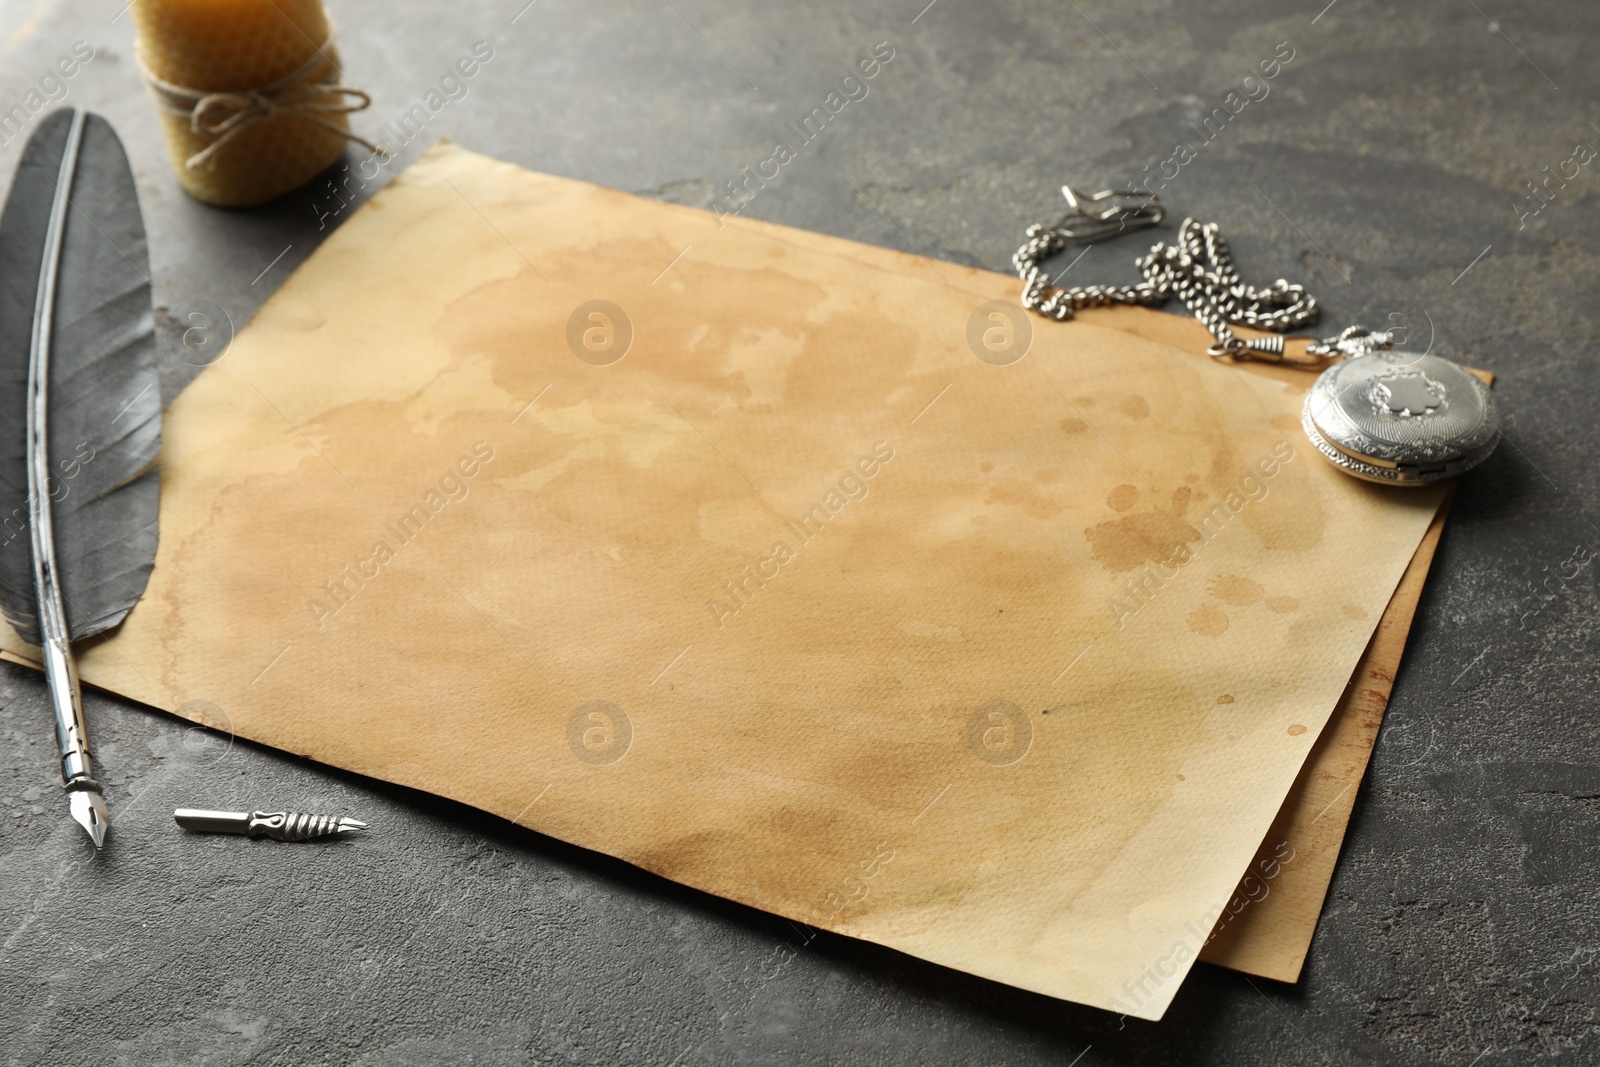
68;788;109;848
174;808;367;841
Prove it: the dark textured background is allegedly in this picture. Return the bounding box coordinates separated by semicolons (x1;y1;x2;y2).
1;1;1597;1064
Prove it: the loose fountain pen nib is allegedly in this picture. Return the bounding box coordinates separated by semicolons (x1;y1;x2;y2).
173;808;367;841
68;788;109;848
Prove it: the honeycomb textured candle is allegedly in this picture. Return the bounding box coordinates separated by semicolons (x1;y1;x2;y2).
133;0;358;207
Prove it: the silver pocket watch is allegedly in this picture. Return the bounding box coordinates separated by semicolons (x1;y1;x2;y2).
1011;186;1499;486
1298;327;1498;485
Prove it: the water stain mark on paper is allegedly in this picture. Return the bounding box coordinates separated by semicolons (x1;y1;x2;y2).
1189;576;1301;638
307;442;496;629
1118;394;1151;420
1104;443;1302;630
249;381;357;489
985;477;1067;520
511;382;551;423
708;442;894;629
1187;603;1229;636
807;840;896;926
1107;483;1140;512
1086;486;1198;574
1210;575;1263;606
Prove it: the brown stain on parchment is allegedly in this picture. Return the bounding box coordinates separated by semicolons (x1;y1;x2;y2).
1084;486;1199;574
1118;395;1151;420
1203;579;1297;616
1106;484;1140;512
1187;603;1229;636
986;478;1066;519
1186;578;1303;644
1210;575;1263;606
152;448;340;704
435;247;838;414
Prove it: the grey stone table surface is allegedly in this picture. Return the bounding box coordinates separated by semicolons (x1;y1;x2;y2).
1;0;1596;1064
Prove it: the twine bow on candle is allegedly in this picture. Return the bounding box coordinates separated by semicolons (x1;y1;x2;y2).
138;35;386;171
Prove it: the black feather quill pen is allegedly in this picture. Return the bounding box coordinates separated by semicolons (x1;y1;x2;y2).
0;109;161;847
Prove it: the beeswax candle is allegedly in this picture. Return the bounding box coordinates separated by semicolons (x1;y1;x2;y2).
133;0;376;207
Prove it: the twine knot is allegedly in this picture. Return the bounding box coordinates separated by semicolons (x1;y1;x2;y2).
138;32;385;171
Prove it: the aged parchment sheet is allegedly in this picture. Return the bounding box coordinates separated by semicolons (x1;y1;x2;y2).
1;144;1445;1017
763;225;1460;986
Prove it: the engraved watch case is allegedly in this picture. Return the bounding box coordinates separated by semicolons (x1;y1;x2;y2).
1302;351;1498;486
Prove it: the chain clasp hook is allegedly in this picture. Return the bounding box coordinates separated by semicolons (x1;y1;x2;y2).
1053;185;1165;243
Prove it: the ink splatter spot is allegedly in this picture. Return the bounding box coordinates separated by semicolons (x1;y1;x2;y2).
1287;724;1307;736
1210;575;1262;606
1187;603;1229;636
1341;603;1368;620
1175;773;1186;781
1119;394;1151;420
1216;694;1235;705
1267;596;1301;613
1107;484;1140;512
